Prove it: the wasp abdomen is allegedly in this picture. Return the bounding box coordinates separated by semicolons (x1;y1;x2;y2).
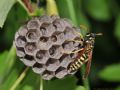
69;53;88;72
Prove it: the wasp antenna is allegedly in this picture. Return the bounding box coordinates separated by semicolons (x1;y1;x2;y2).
80;25;89;32
95;33;103;36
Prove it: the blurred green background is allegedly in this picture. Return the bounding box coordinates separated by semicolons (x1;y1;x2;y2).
0;0;120;90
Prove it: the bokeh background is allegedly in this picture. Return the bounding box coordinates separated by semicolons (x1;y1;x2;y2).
0;0;120;90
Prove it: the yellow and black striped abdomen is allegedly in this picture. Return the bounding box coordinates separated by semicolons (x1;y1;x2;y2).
69;53;88;72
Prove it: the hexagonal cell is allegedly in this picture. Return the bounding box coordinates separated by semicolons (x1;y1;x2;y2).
62;41;75;52
18;25;28;36
16;47;25;58
49;45;63;59
53;19;67;32
42;70;54;80
27;19;40;29
40;23;55;37
35;50;49;64
32;63;45;74
69;53;78;59
39;15;52;23
14;32;19;40
26;29;41;42
51;32;65;45
15;36;26;47
73;42;83;51
24;42;37;55
59;55;72;68
62;18;73;28
64;27;78;40
50;15;60;22
50;34;57;42
46;58;60;71
38;37;52;50
55;67;68;79
72;27;82;37
40;36;49;43
20;55;36;66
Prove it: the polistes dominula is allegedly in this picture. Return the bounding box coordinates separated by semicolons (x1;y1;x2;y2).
64;28;102;78
69;33;102;78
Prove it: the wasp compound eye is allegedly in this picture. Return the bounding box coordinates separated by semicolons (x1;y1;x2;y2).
14;15;84;80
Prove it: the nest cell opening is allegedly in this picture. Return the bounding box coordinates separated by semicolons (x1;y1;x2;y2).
16;36;26;47
25;42;37;53
51;35;57;42
40;37;49;43
24;54;34;61
26;29;40;41
36;50;47;60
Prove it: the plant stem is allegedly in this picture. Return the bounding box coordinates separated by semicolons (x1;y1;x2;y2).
22;0;34;13
9;67;29;90
81;65;90;90
40;77;43;90
46;0;58;15
66;0;77;25
17;0;34;16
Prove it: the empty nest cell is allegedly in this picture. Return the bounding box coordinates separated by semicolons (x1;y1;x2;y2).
32;63;45;74
49;45;63;59
24;42;37;55
42;70;54;80
26;29;41;42
27;19;40;29
35;50;49;64
15;36;26;47
21;54;36;66
46;58;60;71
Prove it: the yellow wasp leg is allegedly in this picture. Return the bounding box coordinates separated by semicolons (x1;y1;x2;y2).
65;39;83;44
80;25;89;33
62;48;83;54
74;31;83;38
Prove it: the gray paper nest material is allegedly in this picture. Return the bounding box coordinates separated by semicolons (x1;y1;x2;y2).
14;15;83;80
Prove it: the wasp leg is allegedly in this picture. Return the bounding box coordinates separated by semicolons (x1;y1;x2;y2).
66;39;83;43
80;25;89;33
62;48;83;54
73;30;83;38
83;51;93;79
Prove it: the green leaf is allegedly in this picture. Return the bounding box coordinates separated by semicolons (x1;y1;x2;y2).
17;70;40;90
115;13;120;42
56;0;77;25
4;3;28;46
0;0;16;28
44;76;77;90
0;51;8;83
0;60;24;90
0;46;16;85
1;69;20;90
99;64;120;82
86;0;111;21
22;85;33;90
75;86;86;90
115;86;120;90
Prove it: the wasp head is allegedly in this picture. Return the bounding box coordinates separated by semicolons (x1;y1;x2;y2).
84;33;102;47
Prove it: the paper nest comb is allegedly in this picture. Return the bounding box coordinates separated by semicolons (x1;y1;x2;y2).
14;15;83;80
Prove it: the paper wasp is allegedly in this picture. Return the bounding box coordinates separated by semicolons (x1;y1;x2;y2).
64;26;102;78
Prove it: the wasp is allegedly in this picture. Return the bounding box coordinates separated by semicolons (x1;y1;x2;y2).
66;32;102;78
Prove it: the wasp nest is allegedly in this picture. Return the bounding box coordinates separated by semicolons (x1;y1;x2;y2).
14;15;83;80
